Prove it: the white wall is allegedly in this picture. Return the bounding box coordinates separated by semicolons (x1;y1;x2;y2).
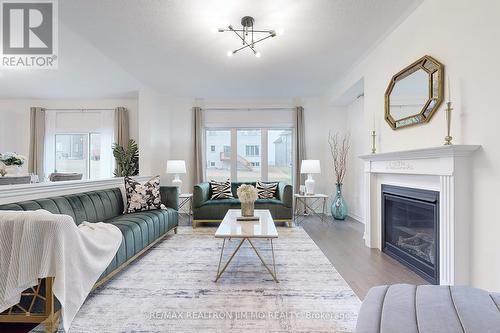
0;98;138;172
302;98;348;211
343;96;365;222
137;89;193;188
328;0;500;291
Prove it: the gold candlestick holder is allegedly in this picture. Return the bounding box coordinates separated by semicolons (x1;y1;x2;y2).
371;130;376;154
444;101;453;145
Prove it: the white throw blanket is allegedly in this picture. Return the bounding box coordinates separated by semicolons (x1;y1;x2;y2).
0;209;122;331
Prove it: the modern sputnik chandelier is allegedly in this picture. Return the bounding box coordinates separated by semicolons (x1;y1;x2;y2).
217;16;283;58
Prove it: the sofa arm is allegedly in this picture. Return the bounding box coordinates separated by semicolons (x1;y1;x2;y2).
160;186;179;210
193;182;210;208
278;182;293;208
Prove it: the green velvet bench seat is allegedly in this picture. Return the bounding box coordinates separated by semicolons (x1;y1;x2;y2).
0;186;179;332
193;181;293;228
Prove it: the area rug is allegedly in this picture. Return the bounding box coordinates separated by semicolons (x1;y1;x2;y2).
36;226;360;333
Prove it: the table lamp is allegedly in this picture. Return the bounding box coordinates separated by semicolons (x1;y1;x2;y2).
166;160;186;192
300;160;321;195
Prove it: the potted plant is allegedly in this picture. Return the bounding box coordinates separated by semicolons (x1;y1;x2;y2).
237;184;258;217
0;152;26;175
0;163;6;177
328;132;350;220
112;139;139;177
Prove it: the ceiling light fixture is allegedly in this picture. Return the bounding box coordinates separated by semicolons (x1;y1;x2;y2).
217;16;279;57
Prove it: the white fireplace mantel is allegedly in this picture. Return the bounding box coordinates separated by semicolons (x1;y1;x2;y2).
359;145;480;285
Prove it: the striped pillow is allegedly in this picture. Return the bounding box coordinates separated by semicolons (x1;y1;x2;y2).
210;179;233;199
256;181;278;199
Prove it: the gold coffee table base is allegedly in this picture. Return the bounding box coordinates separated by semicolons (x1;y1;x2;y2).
215;237;278;283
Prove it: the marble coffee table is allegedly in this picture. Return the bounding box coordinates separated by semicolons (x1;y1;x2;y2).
214;209;278;282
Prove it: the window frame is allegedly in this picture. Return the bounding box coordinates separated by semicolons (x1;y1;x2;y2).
203;127;294;184
54;132;101;179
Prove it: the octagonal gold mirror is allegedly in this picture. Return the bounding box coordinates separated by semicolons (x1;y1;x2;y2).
385;55;444;130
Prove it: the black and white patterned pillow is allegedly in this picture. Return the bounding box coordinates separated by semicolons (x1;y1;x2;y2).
210;179;233;199
256;181;278;199
125;176;162;213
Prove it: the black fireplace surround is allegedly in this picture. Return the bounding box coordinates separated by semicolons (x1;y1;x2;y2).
382;185;439;284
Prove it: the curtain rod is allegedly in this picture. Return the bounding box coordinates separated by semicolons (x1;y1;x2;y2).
201;107;295;111
45;108;115;111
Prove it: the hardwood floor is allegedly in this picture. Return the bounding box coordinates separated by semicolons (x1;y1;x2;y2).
301;216;426;299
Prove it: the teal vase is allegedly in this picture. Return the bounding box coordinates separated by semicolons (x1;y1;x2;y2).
331;183;348;220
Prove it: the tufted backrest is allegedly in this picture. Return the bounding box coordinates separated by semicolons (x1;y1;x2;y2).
0;188;124;225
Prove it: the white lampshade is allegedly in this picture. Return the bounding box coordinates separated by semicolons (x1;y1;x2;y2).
300;160;321;174
166;160;186;174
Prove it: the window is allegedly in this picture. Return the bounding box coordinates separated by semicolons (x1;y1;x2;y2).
205;130;231;181
268;129;293;183
89;133;103;179
45;110;114;180
55;133;102;179
238;130;261;182
245;145;260;157
204;128;293;184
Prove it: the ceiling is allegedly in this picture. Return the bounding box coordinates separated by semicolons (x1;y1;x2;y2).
0;0;421;99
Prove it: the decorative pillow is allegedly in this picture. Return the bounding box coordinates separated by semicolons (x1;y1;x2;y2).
125;176;162;213
210;179;233;199
256;181;278;199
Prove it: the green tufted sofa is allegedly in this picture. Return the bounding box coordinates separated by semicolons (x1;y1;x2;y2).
0;185;179;332
193;181;293;228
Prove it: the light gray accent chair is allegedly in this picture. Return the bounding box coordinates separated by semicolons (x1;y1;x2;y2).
49;172;83;182
0;176;31;185
356;284;500;333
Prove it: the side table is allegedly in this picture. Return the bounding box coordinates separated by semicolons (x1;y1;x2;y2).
178;193;193;226
293;194;328;225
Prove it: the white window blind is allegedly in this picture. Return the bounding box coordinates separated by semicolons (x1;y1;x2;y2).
203;108;294;128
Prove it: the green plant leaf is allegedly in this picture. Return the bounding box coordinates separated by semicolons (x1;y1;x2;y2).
113;139;139;177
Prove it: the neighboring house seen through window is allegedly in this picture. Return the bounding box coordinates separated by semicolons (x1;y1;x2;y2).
204;128;293;184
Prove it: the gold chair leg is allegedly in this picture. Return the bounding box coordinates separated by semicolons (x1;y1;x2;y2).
44;310;60;333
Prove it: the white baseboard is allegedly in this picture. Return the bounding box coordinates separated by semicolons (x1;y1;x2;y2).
348;212;364;224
